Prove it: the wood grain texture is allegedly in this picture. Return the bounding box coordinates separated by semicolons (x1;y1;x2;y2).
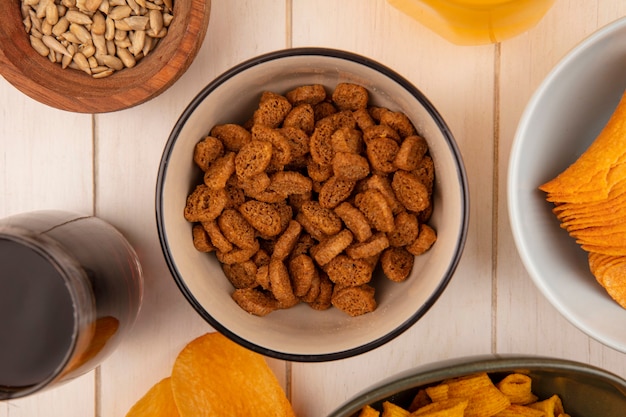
290;1;495;415
94;1;289;416
0;1;210;113
497;0;626;377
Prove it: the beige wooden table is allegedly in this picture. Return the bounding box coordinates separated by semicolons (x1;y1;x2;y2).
2;1;626;416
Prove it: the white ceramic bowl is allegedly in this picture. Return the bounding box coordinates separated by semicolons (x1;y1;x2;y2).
509;18;626;353
157;48;468;361
327;355;626;417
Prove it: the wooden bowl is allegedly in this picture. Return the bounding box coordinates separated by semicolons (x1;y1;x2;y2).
0;1;211;113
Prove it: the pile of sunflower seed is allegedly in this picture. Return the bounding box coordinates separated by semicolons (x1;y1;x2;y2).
20;0;173;78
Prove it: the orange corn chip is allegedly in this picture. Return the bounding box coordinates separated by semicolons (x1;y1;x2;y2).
495;373;537;405
381;401;410;417
359;404;381;417
493;404;545;417
539;90;626;202
412;398;468;416
437;373;510;417
588;252;626;308
125;377;180;417
170;332;295;417
527;394;565;417
540;89;626;308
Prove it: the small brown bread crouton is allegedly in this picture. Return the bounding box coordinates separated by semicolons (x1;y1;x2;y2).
269;259;299;308
237;173;270;199
392;170;430;213
332;83;369;111
331;284;377;317
309;272;333;311
309;123;336;166
363;174;404;214
290;233;316;259
252;91;292;128
394;135;429;171
311;229;354;266
318;176;357;209
367;136;400;174
288;253;317;297
300;201;343;236
345;232;390;259
231;288;279;316
313;101;338;121
238;200;283;237
288;191;312;212
295;212;328;242
334;202;373;242
352;107;376;131
406;224;437;256
299;269;322;303
413;155;435;194
387;211;420;247
307;158;334;183
354;189;395;233
235;140;273;179
380;110;417;138
363;124;401;145
312;111;357;160
332;152;370;181
279;126;310;159
272;220;302;261
222;260;257;289
247;188;288;204
211;123;251;152
331;127;364;154
368;106;389;123
203;152;235;190
283;104;316;134
380;247;414;282
215;240;260;264
184;185;228;222
251;125;292;167
325;254;374;286
253;248;271;267
223;182;246;209
285;84;327;106
192;224;215;252
255;264;270;290
217;209;256;250
268;171;313;195
272;202;293;235
193;136;224;171
202;220;234;253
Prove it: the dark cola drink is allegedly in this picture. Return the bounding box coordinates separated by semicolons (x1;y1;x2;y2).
0;211;143;400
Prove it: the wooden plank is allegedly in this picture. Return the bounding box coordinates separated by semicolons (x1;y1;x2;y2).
0;77;95;416
94;1;290;416
497;0;626;379
290;1;495;415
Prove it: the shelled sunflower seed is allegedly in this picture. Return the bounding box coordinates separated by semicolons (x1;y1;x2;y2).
20;0;174;78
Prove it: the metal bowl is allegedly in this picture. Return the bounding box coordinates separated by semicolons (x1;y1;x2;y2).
327;355;626;417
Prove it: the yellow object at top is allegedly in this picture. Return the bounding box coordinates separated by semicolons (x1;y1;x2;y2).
387;0;555;45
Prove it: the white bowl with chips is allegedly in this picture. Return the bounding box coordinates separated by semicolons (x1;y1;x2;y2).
508;17;626;353
327;355;626;416
156;48;468;362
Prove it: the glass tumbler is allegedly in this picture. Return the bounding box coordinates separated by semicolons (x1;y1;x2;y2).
0;210;143;400
387;0;556;45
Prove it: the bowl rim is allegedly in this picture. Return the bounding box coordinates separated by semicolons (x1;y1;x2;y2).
326;354;626;417
155;47;470;362
508;17;626;353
